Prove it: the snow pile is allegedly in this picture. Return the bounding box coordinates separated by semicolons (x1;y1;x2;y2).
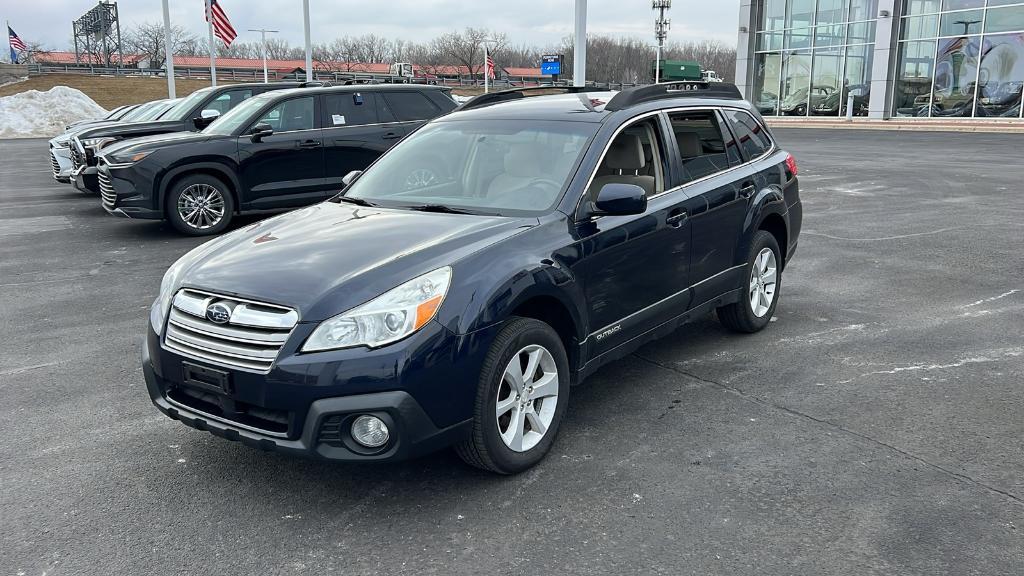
0;86;107;139
453;94;472;104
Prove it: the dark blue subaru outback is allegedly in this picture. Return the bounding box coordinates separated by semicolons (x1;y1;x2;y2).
143;83;801;474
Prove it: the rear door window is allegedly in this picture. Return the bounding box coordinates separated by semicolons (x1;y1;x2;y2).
667;111;736;183
381;92;442;121
722;110;773;160
322;92;380;127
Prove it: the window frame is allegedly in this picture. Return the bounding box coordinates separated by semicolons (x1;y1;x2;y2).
720;109;776;163
664;109;744;185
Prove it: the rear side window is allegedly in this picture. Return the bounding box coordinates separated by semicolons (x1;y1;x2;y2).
381;92;441;122
667;111;735;183
722;110;772;160
322;92;379;127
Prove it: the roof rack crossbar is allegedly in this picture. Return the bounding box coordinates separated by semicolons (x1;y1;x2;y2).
458;85;608;111
605;81;742;111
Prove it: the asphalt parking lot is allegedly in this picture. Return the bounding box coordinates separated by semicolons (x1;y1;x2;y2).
1;130;1022;575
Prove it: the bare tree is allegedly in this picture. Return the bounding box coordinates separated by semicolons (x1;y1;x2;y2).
124;22;199;68
433;28;507;77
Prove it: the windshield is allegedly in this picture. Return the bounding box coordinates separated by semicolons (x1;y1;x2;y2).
344;120;597;216
203;92;276;136
121;101;161;122
136;100;176;121
161;87;214;121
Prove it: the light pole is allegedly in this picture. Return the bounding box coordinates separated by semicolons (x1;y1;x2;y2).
248;28;279;83
303;0;313;82
161;0;175;98
573;0;586;86
652;0;671;84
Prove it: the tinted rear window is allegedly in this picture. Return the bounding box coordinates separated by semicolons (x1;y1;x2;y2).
381;92;441;122
722;110;772;160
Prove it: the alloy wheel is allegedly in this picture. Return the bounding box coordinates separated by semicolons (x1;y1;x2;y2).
177;184;226;230
749;247;778;318
495;344;559;452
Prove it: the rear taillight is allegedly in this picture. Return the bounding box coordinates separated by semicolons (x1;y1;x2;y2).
784;153;798;176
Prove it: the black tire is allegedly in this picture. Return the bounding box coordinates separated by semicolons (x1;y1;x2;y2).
455;317;570;474
717;230;782;333
165;173;235;236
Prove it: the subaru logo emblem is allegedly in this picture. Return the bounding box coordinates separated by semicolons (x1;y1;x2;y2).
206;303;231;324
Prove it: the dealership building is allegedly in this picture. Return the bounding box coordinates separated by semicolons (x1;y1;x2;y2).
735;0;1024;119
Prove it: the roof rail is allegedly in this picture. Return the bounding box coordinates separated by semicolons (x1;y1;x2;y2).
605;81;742;111
458;85;607;111
299;80;330;87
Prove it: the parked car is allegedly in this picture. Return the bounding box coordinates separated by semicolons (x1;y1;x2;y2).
97;85;457;235
141;82;802;473
779;85;835;115
69;82;316;193
49;99;177;183
812;84;869;116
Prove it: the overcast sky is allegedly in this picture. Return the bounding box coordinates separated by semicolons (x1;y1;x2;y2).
6;0;740;52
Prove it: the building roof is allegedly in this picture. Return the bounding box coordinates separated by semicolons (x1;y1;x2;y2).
35;51;543;77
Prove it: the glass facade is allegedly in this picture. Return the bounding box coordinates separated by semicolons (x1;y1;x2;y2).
893;0;1024;117
754;0;878;117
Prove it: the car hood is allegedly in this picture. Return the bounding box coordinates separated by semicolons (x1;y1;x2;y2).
75;119;181;140
105;131;217;156
177;202;536;322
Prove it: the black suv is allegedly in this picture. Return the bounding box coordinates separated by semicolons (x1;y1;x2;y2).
70;82;313;194
142;83;801;473
97;85;456;235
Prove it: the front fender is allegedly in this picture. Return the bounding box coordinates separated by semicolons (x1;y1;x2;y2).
156;160;242;210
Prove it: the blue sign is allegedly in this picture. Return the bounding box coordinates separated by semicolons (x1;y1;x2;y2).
541;55;562;76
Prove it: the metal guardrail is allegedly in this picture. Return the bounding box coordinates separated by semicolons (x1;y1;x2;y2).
24;63;645;90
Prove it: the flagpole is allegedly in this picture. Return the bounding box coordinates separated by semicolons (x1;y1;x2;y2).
6;20;14;65
206;0;217;86
302;0;312;82
161;0;176;98
483;42;488;94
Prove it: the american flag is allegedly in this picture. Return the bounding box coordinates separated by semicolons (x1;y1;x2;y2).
486;54;496;80
204;0;237;47
8;26;27;51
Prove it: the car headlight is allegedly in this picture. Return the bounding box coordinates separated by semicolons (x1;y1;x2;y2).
150;258;189;334
302;267;452;352
108;149;153;165
81;137;117;150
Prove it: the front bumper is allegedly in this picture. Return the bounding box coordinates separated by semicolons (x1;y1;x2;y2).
143;318;493;462
98;163;163;219
48;145;72;182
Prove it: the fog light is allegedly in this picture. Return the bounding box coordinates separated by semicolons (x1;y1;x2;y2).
351;415;389;448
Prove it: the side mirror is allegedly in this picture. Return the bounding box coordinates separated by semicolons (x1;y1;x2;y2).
342;170;363;187
591;183;647;217
250;122;274;142
193;109;220;129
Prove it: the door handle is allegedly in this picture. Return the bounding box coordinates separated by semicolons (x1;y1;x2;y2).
382;132;401;140
666;209;688;227
740;184;757;199
297;139;322;149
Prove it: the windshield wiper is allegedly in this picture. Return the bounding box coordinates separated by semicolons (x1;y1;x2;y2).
335;195;378;207
404;204;476;214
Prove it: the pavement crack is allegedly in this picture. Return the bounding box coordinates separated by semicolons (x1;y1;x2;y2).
632;352;1024;507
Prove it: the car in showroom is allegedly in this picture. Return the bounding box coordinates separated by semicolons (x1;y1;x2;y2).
142;82;801;473
778;85;835;115
97;84;457;235
69;82;316;194
49;99;178;183
812;84;869;117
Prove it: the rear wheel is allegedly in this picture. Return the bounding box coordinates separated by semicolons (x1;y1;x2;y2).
456;317;569;474
717;230;781;333
166;174;234;236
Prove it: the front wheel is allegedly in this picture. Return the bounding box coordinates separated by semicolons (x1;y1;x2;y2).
166;174;235;236
456;317;569;474
716;230;781;333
